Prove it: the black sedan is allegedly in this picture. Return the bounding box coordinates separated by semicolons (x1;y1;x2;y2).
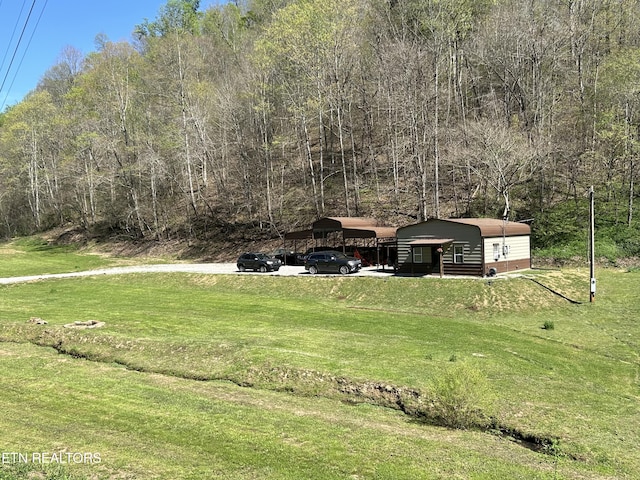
237;253;282;272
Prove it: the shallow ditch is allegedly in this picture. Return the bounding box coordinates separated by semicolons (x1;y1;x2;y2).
44;337;566;457
1;327;567;459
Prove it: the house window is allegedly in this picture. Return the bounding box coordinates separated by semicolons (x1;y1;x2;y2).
413;246;430;263
493;243;500;261
453;244;464;264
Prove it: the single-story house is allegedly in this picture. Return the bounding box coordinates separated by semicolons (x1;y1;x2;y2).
396;218;531;276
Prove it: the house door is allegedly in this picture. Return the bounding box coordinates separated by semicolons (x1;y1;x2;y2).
431;248;441;274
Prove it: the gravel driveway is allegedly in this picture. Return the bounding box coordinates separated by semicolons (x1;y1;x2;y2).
0;263;399;284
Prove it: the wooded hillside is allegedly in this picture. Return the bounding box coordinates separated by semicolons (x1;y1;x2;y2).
1;0;639;254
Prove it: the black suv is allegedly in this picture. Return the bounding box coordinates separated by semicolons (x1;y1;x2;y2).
304;250;361;275
237;252;282;272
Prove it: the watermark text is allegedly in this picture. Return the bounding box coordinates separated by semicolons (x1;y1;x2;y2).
1;452;101;464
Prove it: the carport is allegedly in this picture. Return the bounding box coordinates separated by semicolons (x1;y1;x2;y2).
342;225;398;266
283;217;397;266
281;229;313;265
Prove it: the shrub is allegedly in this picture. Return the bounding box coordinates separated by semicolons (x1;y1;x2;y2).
543;320;555;330
425;361;496;429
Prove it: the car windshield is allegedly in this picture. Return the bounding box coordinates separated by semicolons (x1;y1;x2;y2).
255;253;269;259
329;252;348;259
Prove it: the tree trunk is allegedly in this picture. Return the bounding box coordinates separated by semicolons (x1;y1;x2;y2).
433;58;441;219
628;159;634;227
302;112;320;216
177;39;198;217
28;130;41;229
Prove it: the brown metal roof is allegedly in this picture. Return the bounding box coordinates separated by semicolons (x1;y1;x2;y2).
309;217;397;240
284;229;313;240
408;238;455;246
312;217;380;231
284;217;397;242
442;218;531;237
343;226;398;239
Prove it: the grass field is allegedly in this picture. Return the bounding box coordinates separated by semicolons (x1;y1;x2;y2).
0;238;638;479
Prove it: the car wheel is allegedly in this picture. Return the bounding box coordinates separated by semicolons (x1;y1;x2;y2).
259;265;267;273
238;264;246;272
339;265;349;275
309;265;318;275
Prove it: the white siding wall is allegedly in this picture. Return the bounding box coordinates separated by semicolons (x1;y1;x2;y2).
483;235;530;264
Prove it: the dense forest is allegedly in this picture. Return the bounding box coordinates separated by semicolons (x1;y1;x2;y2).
1;0;640;255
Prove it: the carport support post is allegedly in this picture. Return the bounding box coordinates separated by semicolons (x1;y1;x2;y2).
438;247;444;278
282;239;287;265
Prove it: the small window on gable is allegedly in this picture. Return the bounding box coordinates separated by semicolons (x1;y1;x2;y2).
453;244;464;264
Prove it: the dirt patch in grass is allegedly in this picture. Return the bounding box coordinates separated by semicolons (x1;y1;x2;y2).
63;320;106;329
0;246;24;255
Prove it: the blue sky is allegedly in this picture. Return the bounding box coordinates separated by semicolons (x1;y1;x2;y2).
0;0;220;109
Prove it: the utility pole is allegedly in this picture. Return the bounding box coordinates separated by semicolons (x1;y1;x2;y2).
589;186;596;303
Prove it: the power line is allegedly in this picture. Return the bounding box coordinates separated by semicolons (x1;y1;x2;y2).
0;0;38;94
0;0;39;107
0;0;29;80
0;0;48;110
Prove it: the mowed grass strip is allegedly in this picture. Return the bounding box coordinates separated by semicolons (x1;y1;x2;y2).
0;242;638;478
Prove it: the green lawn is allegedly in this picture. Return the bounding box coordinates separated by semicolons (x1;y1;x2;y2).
0;239;638;479
0;236;141;277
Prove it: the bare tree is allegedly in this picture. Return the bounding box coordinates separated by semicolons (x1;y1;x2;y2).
465;119;538;218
